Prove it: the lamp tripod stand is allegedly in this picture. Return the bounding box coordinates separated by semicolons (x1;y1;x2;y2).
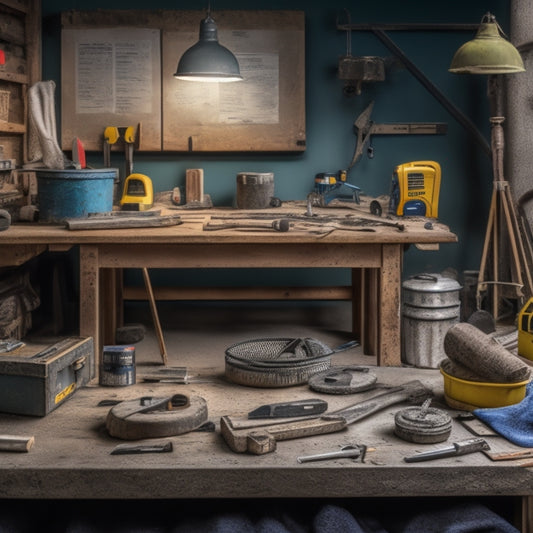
476;77;533;320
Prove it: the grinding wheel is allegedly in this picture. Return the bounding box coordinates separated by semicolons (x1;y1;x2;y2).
394;404;452;443
106;394;208;440
308;366;377;394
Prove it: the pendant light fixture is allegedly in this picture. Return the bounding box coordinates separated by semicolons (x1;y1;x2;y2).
449;12;524;74
174;5;242;83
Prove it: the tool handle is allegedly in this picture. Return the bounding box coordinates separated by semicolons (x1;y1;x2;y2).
0;435;34;452
220;415;346;455
328;380;430;425
454;437;490;456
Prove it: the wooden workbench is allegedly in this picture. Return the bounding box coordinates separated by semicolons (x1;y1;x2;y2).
0;344;530;530
0;202;457;373
0;233;531;530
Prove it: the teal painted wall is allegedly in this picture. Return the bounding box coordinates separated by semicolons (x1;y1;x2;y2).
41;1;507;287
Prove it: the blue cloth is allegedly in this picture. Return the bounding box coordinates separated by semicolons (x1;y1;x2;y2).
474;380;533;447
0;499;519;532
378;501;519;533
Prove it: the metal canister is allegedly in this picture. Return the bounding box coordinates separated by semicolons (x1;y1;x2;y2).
236;172;274;209
402;274;462;368
100;345;136;386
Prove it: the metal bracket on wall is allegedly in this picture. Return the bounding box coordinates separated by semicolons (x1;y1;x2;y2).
336;20;491;158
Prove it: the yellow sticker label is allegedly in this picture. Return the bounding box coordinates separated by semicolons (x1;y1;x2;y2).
55;382;76;404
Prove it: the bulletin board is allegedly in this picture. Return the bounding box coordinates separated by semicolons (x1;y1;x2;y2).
60;10;306;153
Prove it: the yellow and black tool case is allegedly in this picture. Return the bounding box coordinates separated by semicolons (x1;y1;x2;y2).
0;337;93;416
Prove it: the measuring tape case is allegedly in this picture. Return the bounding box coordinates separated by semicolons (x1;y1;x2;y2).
0;337;93;416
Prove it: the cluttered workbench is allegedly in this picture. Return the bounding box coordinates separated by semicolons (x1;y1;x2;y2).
0;200;457;372
0;335;531;530
1;200;533;530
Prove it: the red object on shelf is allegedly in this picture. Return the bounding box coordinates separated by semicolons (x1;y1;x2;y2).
0;51;5;65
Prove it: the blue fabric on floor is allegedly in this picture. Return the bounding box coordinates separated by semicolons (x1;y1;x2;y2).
474;380;533;447
378;501;520;533
0;499;519;532
312;505;369;533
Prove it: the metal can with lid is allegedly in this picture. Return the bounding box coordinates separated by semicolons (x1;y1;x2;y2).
236;172;274;209
402;273;462;368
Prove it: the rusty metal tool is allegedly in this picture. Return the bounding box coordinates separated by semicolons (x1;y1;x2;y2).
221;380;430;454
348;101;447;170
248;399;328;419
297;444;362;463
404;437;490;463
203;219;291;232
110;441;173;455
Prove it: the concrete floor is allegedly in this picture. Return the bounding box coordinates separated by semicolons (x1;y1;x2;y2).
123;299;376;370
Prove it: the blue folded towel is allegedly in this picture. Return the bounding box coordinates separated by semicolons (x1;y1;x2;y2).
474;381;533;447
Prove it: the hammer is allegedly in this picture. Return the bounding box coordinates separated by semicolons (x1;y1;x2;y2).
203;219;291;232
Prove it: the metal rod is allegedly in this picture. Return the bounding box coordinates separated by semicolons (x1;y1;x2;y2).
370;29;491;158
337;23;480;32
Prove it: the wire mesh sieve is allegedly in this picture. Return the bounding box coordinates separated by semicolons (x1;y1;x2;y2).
225;337;334;366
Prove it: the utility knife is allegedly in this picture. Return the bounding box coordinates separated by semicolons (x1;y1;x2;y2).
404;437;490;463
248;398;328;419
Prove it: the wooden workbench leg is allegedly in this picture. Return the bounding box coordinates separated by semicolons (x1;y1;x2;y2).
352;268;364;346
378;244;402;366
101;268;117;347
116;268;124;328
79;245;99;381
353;268;380;360
522;495;533;533
364;269;379;359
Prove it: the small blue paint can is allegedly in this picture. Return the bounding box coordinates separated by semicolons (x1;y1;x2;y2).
100;345;136;387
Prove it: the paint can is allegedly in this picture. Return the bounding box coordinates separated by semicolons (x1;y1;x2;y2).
100;345;136;386
236;172;274;209
35;168;118;223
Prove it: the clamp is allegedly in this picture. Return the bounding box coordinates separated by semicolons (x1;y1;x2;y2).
103;125;139;200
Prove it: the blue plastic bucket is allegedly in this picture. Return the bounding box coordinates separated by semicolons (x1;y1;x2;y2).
35;168;118;223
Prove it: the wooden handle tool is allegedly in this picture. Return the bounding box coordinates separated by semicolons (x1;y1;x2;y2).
0;435;35;452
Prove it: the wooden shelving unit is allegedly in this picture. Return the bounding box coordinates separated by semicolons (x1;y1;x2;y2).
0;0;41;217
0;0;41;162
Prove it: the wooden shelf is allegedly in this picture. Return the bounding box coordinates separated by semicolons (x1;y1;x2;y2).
0;0;41;166
0;0;32;14
0;71;29;85
0;122;25;134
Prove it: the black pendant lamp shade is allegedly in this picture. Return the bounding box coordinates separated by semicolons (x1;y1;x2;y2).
174;14;243;82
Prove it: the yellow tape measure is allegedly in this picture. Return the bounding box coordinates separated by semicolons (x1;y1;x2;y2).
120;173;154;210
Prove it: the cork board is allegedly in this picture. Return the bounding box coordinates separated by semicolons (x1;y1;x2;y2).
61;10;306;153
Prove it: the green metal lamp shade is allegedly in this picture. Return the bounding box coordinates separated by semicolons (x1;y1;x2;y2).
174;15;243;82
449;13;525;75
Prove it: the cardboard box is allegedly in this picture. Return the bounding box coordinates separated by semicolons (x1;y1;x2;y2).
0;336;93;416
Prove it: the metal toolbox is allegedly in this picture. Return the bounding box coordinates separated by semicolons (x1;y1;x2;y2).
0;336;93;416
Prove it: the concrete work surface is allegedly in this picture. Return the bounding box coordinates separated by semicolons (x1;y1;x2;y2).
0;301;531;502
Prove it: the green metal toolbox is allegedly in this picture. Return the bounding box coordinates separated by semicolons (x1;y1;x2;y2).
0;336;93;416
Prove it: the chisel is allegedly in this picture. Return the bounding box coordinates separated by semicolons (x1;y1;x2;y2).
248;399;328;419
404;437;490;463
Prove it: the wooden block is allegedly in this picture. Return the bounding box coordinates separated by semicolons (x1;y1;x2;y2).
186;169;204;204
